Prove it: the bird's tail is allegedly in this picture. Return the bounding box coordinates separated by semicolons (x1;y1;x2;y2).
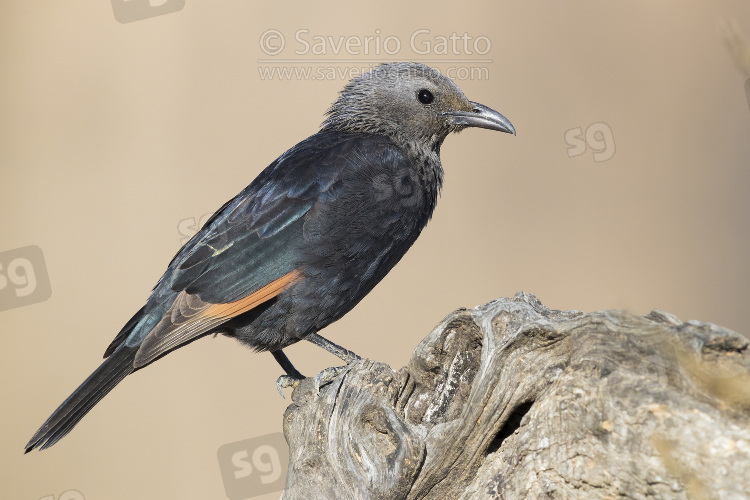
25;344;137;453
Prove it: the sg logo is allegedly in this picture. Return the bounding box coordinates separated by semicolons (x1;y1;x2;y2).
39;490;84;500
565;122;616;162
111;0;185;24
0;245;52;313
177;213;214;245
217;432;288;499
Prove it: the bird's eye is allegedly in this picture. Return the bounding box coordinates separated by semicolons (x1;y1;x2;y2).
417;89;434;105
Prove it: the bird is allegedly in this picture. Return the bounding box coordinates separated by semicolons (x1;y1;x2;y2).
25;61;515;452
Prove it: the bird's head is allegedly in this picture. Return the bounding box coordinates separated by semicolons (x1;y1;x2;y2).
322;62;515;152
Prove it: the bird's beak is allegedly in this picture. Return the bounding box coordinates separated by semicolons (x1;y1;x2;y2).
444;101;516;135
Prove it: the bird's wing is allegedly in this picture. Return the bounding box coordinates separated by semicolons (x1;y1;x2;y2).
106;131;357;368
133;270;302;367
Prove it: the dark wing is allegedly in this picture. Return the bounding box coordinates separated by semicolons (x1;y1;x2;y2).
106;130;357;368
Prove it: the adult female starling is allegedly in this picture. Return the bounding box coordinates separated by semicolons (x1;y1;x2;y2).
26;62;514;452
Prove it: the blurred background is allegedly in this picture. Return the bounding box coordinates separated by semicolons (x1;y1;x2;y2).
2;1;749;499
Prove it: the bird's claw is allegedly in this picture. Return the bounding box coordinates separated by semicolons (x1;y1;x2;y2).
314;366;347;394
276;374;303;398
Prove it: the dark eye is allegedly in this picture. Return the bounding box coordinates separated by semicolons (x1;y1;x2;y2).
417;89;434;105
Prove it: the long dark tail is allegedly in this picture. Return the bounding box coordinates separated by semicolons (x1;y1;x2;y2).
25;345;137;452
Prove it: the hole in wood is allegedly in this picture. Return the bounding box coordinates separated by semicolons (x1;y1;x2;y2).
485;400;534;456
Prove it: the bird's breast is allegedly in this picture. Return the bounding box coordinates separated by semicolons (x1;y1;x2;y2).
291;159;439;324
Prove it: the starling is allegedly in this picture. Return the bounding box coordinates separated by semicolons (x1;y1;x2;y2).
25;62;515;452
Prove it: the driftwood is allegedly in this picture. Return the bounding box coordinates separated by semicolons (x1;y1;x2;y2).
281;292;750;499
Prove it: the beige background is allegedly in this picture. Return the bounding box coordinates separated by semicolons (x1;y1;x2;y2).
2;1;749;499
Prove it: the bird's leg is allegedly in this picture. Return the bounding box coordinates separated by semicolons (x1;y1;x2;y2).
304;333;362;393
305;333;361;363
273;349;305;397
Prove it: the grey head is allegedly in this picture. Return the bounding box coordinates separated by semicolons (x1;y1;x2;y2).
322;62;515;152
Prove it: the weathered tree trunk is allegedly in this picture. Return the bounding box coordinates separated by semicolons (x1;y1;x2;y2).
281;292;750;499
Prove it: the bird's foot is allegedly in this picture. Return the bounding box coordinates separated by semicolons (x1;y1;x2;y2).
314;365;348;394
276;374;304;398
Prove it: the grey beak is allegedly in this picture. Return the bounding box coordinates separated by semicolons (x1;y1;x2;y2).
445;101;516;135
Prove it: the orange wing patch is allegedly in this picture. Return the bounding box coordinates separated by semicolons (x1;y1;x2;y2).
133;270;302;368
